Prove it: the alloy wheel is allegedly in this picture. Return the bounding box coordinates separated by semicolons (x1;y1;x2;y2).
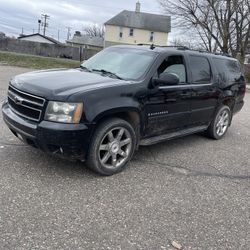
98;127;132;169
215;110;229;136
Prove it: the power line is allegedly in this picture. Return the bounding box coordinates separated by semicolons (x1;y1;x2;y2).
66;27;71;41
41;14;50;36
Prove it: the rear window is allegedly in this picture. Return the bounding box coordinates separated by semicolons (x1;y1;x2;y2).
189;56;212;84
212;58;242;85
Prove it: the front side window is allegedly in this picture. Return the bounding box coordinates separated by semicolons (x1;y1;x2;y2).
157;55;187;83
129;28;134;37
81;47;157;80
189;56;211;84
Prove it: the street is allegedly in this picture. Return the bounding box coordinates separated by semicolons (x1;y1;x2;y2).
0;65;249;250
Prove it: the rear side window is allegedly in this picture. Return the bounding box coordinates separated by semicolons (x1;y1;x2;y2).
212;58;242;86
189;56;212;84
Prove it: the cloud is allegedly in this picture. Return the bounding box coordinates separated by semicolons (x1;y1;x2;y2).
0;0;172;41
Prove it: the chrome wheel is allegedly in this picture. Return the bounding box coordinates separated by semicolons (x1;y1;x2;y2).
215;110;229;136
98;127;132;169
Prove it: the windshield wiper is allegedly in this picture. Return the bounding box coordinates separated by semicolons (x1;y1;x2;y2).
92;69;123;80
80;65;92;72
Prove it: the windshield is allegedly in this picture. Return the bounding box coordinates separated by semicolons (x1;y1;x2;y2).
81;47;157;80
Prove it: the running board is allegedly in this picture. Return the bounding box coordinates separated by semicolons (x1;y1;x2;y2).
140;125;208;146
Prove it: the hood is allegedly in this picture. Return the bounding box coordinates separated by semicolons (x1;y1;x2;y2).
10;68;126;101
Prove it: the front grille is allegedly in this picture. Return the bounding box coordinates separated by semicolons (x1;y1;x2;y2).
8;85;45;122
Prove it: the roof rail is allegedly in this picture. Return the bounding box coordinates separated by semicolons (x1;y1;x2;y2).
137;44;190;50
137;43;156;50
158;45;190;50
137;44;233;58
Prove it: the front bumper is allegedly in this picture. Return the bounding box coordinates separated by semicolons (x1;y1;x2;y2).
2;101;91;160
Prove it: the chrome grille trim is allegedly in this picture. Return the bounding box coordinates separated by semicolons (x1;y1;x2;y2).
8;85;46;122
8;90;44;107
8;92;42;112
9;85;45;105
8;104;41;122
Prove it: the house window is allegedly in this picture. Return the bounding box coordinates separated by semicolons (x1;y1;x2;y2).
129;28;134;37
149;31;154;42
119;27;123;38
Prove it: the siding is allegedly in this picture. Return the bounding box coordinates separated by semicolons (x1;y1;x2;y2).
105;25;168;47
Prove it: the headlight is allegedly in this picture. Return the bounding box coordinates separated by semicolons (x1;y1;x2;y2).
45;101;83;123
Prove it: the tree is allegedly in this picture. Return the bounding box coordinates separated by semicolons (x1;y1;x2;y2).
83;24;105;38
158;0;250;63
170;36;204;50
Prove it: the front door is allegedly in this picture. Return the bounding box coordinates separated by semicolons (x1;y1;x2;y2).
144;55;193;137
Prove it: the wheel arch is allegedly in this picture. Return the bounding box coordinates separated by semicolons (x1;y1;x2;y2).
91;107;144;147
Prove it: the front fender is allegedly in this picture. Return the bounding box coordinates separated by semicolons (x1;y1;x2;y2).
84;96;142;123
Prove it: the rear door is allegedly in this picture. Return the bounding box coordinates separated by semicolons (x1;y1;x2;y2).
187;55;218;126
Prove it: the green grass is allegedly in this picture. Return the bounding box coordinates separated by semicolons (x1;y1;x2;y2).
0;50;81;69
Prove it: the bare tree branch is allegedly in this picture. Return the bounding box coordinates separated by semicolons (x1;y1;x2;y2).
158;0;250;62
83;24;105;38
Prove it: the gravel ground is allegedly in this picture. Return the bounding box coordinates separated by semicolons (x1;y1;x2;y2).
0;65;249;250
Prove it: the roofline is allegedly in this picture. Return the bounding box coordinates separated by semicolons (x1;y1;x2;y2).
66;40;104;47
104;10;171;25
18;33;62;45
104;10;171;33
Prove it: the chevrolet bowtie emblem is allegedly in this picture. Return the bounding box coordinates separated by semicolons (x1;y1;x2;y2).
14;96;23;105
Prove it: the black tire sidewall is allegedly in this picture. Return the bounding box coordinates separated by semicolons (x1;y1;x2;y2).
87;118;136;175
212;106;231;139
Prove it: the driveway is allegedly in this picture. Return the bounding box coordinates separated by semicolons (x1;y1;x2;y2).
0;65;249;250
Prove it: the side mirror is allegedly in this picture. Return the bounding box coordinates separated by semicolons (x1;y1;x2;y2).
152;73;180;87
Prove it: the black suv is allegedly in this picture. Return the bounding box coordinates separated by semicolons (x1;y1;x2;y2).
2;45;246;175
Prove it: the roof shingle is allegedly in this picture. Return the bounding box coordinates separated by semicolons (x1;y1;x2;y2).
67;35;104;47
105;10;171;33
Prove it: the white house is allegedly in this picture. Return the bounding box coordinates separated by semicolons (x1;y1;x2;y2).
104;2;171;47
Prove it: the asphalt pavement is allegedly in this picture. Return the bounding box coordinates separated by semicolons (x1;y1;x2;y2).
0;65;249;250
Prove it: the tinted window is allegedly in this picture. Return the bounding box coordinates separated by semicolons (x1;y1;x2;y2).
81;47;156;80
190;56;211;84
158;55;187;83
212;58;241;85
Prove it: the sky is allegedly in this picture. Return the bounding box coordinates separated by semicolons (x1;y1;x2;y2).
0;0;172;42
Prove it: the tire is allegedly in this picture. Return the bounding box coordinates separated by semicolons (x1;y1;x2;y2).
206;105;231;140
86;118;136;176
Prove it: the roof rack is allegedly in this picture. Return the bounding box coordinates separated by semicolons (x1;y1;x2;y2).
137;44;233;57
137;44;189;50
158;45;190;50
137;43;156;50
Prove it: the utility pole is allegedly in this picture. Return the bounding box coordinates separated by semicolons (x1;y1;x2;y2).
41;14;50;36
38;19;41;34
57;30;60;42
66;27;71;41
